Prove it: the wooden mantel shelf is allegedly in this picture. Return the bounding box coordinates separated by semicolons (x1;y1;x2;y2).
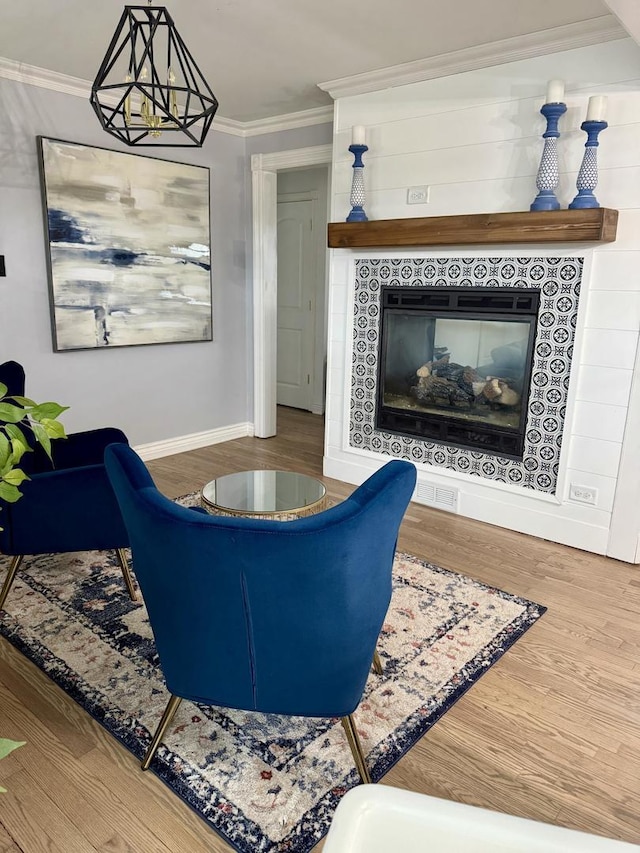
327;208;618;249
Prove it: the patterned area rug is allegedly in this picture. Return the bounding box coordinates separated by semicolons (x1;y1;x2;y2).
0;511;545;852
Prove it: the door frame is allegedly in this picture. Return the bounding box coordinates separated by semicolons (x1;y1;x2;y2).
251;144;332;437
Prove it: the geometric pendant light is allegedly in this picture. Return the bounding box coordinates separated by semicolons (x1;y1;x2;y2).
90;3;218;147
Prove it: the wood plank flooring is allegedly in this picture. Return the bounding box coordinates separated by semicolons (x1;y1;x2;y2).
1;406;638;850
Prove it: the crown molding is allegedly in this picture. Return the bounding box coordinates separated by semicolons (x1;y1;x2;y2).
208;116;246;137
0;57;333;137
602;0;640;46
1;14;625;136
241;105;334;137
318;15;628;100
0;57;92;99
176;106;334;138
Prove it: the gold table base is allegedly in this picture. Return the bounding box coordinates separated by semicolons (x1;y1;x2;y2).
201;497;328;521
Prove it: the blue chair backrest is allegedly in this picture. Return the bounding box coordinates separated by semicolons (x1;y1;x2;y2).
105;444;416;719
0;361;26;398
0;361;47;468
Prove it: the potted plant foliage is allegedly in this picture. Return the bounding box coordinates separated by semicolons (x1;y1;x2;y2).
0;739;25;792
0;381;68;518
0;381;67;789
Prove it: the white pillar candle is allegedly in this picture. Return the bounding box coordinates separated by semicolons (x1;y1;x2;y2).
546;79;564;103
352;125;366;145
586;95;607;121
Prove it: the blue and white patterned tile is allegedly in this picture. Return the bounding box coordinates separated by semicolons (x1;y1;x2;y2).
349;256;584;495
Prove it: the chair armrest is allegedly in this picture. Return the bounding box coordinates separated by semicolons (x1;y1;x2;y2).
30;427;129;472
3;463;129;554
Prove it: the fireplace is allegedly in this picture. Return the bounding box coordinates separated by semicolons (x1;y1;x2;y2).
348;256;583;495
377;287;540;459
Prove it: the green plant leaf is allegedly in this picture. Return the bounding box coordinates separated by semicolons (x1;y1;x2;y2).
30;422;52;461
0;481;23;503
4;423;31;450
40;418;68;440
2;468;28;487
0;390;66;519
0;460;11;479
0;739;25;761
4;424;31;466
8;439;27;466
0;403;28;424
28;402;69;421
0;739;26;792
4;423;29;443
0;433;9;470
1;431;29;470
9;396;36;407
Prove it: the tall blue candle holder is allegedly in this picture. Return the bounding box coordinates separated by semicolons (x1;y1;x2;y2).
530;102;567;211
569;120;608;209
347;143;368;222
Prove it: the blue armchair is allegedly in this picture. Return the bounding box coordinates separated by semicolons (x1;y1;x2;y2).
104;443;416;782
0;360;136;609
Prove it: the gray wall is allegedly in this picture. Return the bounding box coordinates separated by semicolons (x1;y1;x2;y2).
0;78;249;445
0;77;334;445
245;124;333;158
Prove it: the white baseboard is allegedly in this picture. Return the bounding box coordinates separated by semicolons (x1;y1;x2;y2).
134;422;255;461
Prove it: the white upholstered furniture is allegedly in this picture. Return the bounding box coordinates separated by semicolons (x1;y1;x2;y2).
323;785;639;852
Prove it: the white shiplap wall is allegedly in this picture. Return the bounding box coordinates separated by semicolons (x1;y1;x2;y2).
324;38;640;561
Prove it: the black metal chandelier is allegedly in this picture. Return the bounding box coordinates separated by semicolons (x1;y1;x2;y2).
90;3;218;147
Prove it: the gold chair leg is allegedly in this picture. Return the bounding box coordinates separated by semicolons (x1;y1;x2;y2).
141;694;182;771
0;555;23;611
116;548;137;601
372;649;383;676
341;714;372;784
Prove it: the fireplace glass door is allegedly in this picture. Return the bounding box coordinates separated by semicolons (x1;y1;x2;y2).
377;288;539;458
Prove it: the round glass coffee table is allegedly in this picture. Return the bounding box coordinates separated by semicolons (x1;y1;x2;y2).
201;470;327;520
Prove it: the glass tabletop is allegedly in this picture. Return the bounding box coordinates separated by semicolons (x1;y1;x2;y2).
201;470;326;516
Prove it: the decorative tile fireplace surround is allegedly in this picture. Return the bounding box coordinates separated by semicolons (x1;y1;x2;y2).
348;256;583;496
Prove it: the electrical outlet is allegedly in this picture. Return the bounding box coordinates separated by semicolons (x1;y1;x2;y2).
569;483;598;505
407;186;430;204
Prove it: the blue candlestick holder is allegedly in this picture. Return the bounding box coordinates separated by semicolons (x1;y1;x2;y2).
530;102;567;211
569;120;608;209
347;143;368;222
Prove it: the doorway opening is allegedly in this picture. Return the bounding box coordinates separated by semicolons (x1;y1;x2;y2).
251;144;332;437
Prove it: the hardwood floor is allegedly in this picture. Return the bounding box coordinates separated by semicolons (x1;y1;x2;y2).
1;406;639;851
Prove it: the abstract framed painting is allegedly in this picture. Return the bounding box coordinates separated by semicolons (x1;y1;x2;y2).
37;136;212;351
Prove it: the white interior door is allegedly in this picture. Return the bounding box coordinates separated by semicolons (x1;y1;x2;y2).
276;198;315;410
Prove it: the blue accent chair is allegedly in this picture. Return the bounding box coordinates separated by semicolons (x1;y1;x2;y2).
104;443;416;782
0;360;136;609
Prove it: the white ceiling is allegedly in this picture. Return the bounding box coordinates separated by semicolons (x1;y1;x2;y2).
0;0;628;123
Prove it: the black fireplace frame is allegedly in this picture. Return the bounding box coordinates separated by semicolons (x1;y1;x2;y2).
376;286;540;460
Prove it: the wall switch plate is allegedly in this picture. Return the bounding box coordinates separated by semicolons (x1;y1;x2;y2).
569;483;598;505
407;186;430;204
